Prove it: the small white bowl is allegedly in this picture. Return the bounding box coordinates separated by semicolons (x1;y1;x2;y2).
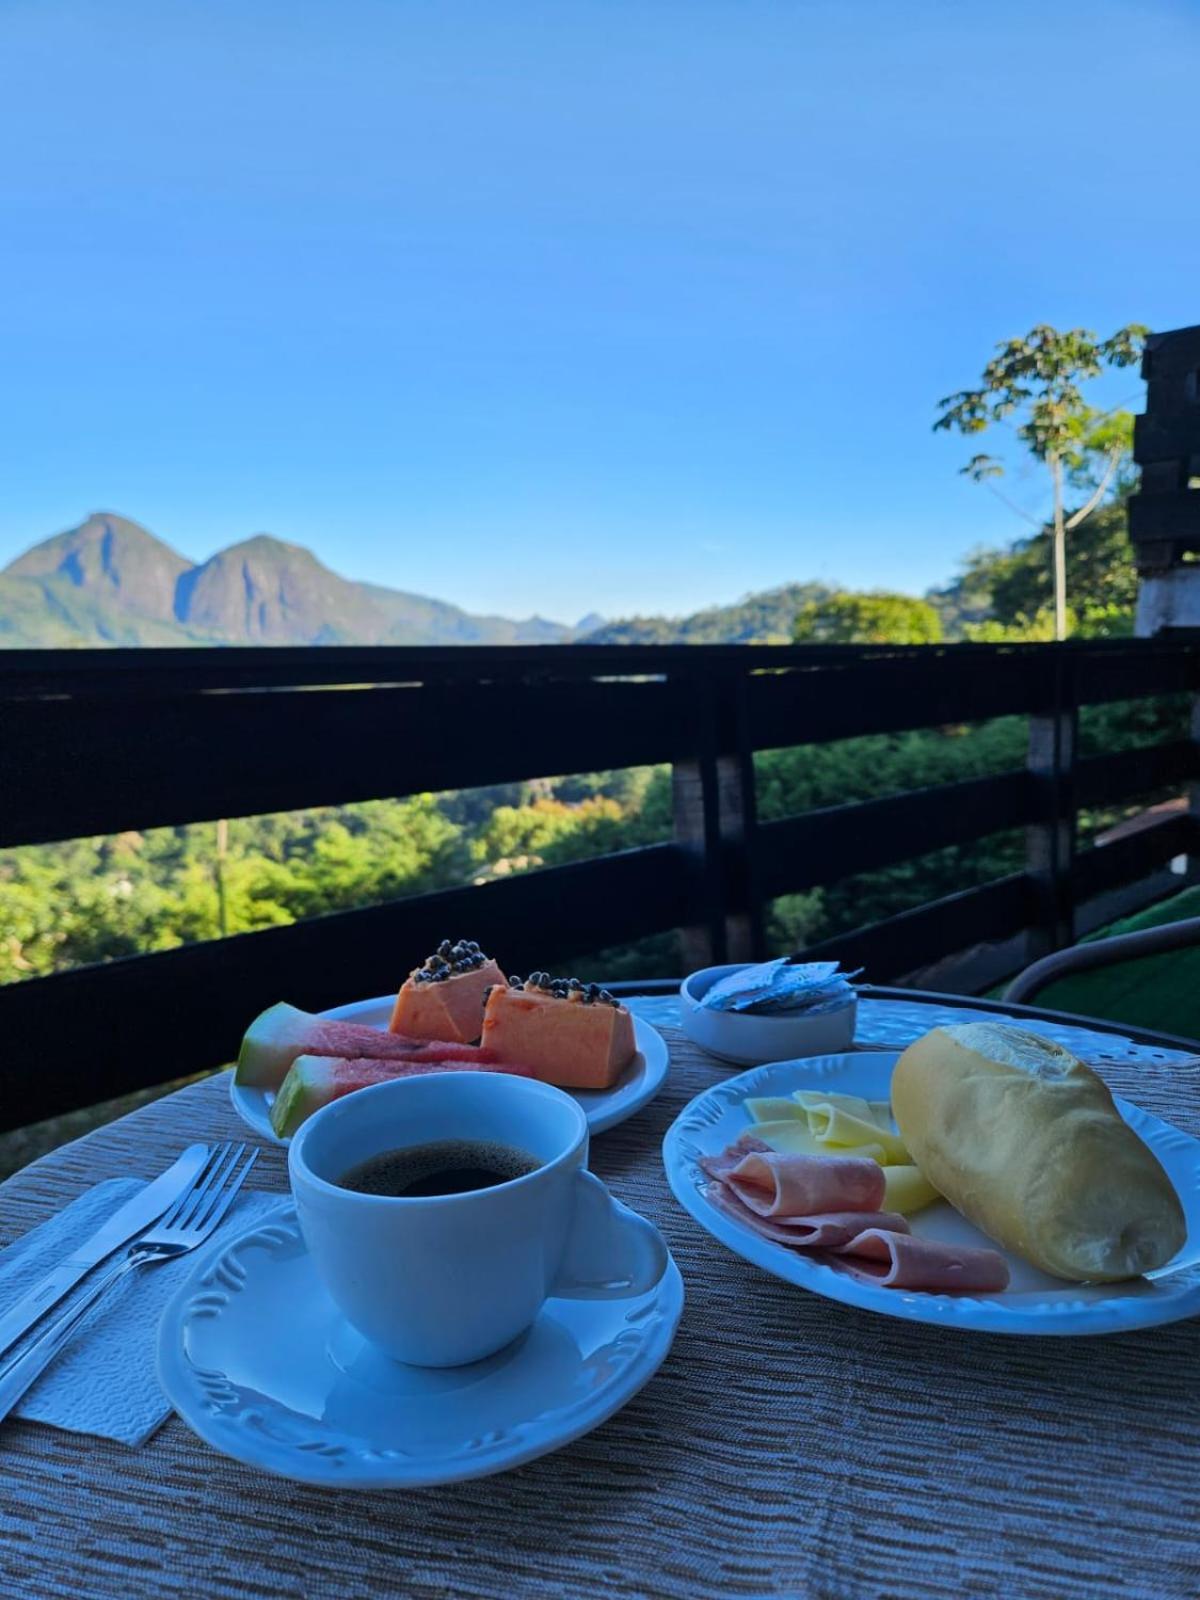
679;964;858;1066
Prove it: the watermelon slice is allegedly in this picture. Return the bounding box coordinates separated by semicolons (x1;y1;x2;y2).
269;1053;533;1138
235;1002;497;1090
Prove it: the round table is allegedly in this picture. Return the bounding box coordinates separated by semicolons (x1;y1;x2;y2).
0;990;1197;1600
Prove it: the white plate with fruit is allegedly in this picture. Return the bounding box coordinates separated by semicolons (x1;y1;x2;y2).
229;940;670;1142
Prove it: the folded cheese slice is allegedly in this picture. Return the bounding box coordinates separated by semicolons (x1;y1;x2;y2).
743;1119;887;1165
746;1090;910;1164
880;1164;941;1216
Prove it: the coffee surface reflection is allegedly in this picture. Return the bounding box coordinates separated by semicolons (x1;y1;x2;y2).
337;1138;540;1198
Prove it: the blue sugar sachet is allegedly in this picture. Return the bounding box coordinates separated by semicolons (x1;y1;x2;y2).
699;958;860;1016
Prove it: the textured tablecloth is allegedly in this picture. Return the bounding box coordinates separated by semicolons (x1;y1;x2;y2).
1;1017;1198;1600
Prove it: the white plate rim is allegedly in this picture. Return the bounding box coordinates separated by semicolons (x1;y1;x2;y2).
228;996;670;1141
662;1051;1200;1337
157;1201;684;1488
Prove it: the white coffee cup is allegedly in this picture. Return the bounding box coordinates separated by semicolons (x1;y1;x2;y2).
289;1071;639;1367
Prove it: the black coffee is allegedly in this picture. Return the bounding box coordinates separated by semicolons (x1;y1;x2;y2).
337;1138;539;1198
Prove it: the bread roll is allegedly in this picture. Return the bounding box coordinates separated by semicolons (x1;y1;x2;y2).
891;1023;1186;1282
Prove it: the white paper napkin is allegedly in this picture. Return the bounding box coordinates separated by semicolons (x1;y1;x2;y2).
0;1178;285;1445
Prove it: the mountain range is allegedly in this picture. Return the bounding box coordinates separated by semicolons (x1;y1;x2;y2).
0;514;591;648
0;511;827;649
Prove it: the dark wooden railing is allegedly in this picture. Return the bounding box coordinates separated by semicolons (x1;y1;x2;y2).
2;638;1198;1130
1131;322;1200;569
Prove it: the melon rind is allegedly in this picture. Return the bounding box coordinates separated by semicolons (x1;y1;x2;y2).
269;1054;334;1137
235;1002;313;1089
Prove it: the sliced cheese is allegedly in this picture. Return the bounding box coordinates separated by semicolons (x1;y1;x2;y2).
881;1164;941;1215
745;1096;812;1123
793;1103;911;1165
749;1119;887;1165
793;1089;888;1128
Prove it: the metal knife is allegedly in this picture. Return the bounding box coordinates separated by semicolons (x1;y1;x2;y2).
0;1142;211;1360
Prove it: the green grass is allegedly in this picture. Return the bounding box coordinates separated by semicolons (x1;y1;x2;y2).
1033;887;1200;1042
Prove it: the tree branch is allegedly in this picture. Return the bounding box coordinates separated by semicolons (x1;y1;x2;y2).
1064;449;1121;530
983;481;1044;528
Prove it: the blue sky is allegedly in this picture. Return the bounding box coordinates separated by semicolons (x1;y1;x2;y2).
2;0;1198;626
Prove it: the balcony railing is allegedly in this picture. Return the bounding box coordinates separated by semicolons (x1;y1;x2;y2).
2;637;1198;1131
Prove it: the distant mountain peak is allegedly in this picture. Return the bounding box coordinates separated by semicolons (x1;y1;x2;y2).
0;511;576;648
224;532;314;558
3;512;193;624
5;511;191;571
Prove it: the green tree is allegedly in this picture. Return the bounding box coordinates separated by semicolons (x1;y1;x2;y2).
933;323;1146;639
936;501;1138;639
794;591;943;645
472;796;629;871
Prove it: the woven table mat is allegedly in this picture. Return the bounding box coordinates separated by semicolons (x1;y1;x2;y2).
1;1026;1198;1600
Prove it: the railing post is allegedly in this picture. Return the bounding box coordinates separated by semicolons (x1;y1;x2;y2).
672;668;762;969
1025;652;1078;958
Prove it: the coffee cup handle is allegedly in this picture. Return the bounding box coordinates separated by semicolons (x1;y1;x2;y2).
549;1170;667;1301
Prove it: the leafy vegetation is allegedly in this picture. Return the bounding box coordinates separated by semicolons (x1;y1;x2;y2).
793;591;943;645
0;778;678;987
934;323;1146;638
934;501;1138;641
582;583;830;644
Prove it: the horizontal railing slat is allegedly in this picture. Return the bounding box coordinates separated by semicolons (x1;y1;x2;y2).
748;648;1197;751
1;638;1196;701
756;771;1032;898
0;679;695;847
746;656;1049;746
1071;814;1199;903
0;843;690;1131
1075;740;1200;808
802;874;1035;981
3;643;1196;851
1073;649;1198;705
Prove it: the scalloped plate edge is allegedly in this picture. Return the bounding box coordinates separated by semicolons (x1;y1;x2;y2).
157;1203;685;1488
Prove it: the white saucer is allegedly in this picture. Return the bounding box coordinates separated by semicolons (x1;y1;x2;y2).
229;996;670;1143
663;1052;1200;1337
158;1198;683;1488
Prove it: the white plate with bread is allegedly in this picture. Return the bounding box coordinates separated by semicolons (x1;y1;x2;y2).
664;1025;1200;1335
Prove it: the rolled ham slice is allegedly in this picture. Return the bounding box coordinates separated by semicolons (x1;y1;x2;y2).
698;1133;1011;1294
698;1135;773;1182
719;1151;886;1218
704;1180;910;1248
833;1228;1011;1292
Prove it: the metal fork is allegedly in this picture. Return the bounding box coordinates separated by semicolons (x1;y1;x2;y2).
0;1140;259;1423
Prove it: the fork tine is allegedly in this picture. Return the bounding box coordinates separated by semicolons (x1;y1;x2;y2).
175;1142;238;1229
190;1147;259;1238
159;1143;223;1228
